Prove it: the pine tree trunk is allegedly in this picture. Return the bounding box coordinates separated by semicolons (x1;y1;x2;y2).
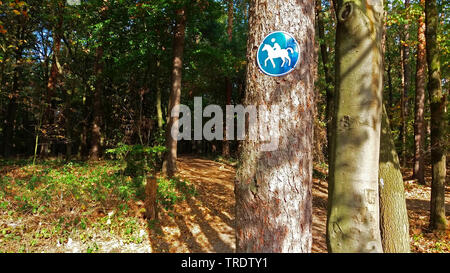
413;0;426;185
235;0;315;253
379;105;410;253
312;11;324;164
327;0;384;253
162;8;187;177
426;0;447;231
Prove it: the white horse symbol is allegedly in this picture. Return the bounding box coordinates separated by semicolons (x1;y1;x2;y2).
262;43;294;68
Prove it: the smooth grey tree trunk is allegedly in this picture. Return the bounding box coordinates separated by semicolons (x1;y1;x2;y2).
327;0;384;253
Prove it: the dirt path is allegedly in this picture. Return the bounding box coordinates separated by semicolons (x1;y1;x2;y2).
148;156;236;252
149;156;329;252
149;156;449;253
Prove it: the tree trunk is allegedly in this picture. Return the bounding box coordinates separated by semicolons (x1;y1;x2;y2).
41;5;64;158
327;0;384;253
313;7;324;164
379;105;410;253
156;60;164;130
162;8;187;177
413;0;426;185
235;0;315;253
399;47;407;167
400;0;411;167
89;46;103;160
223;0;233;158
65;91;72;161
145;175;158;220
426;0;447;231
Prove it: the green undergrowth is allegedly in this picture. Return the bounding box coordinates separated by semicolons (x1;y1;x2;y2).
0;155;196;253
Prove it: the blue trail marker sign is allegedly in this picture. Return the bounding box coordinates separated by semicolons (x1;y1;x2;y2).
257;31;300;77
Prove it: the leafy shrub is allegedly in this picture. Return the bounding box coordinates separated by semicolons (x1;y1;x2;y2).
106;144;165;200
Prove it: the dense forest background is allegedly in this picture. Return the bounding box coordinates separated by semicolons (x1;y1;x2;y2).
0;0;448;166
0;0;448;253
0;0;249;159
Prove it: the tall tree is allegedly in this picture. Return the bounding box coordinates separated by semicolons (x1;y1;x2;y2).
41;1;64;157
426;0;447;231
327;0;384;252
89;2;107;160
89;45;103;160
222;0;233;158
413;0;426;185
162;7;187;177
235;0;315;252
379;105;410;253
399;0;411;167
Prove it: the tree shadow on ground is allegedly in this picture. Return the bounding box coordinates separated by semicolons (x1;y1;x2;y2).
146;156;235;253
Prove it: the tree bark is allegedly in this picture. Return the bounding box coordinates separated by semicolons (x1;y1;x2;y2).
379;105;410;253
235;0;315;253
327;0;384;253
162;8;187;177
145;175;158;220
426;0;447;231
413;0;426;185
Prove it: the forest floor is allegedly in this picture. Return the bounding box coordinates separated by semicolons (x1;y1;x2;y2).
0;155;449;253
